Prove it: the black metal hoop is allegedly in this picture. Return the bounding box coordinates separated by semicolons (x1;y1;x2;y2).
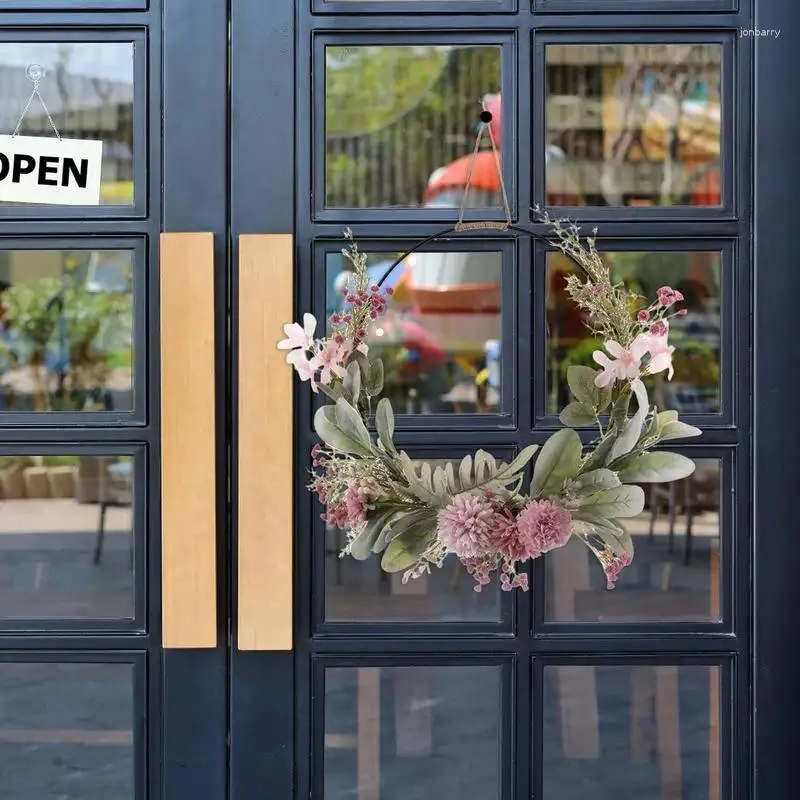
375;222;590;289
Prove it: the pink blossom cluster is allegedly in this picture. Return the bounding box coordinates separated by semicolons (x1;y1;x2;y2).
331;283;393;349
436;494;574;591
603;552;633;589
592;284;688;389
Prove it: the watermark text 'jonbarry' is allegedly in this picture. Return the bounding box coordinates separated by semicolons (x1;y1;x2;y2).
739;27;781;38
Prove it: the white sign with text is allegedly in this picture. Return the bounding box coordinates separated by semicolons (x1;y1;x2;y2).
0;134;103;205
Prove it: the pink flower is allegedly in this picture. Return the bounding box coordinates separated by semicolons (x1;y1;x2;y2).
637;309;650;322
437;494;501;558
293;353;319;392
315;341;348;385
604;552;633;589
516;500;573;558
638;329;675;380
277;313;317;363
344;481;379;526
592;338;649;388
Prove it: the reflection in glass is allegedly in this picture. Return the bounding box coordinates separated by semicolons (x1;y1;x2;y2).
0;43;134;206
325;45;502;209
546;251;721;415
0;453;134;619
325;458;501;623
0;662;134;798
326;250;502;415
546;458;721;622
543;664;720;799
545;44;722;207
0;250;134;412
325;665;501;799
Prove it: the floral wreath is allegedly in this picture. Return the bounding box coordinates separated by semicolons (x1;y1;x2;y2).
277;209;701;593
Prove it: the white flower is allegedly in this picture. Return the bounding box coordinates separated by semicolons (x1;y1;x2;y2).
277;313;317;364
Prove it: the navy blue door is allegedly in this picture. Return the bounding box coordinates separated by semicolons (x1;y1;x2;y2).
230;1;800;799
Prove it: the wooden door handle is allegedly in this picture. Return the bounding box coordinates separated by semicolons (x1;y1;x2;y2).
237;234;294;650
160;232;218;648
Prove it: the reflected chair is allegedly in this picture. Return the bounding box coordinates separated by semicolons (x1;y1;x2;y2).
93;459;133;569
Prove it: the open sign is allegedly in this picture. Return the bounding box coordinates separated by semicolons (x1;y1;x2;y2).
0;134;103;205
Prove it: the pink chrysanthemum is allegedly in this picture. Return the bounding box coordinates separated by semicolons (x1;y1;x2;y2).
344;481;378;526
516;500;573;558
437;494;502;558
604;552;633;589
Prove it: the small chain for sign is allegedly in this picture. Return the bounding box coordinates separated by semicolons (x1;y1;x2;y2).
11;64;62;141
455;97;512;232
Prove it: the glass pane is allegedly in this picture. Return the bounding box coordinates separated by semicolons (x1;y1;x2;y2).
546;458;721;622
325;45;503;209
545;44;722;207
0;662;134;797
325;459;501;623
546;250;721;415
0;249;134;413
0;453;135;619
325;250;503;414
0;43;134;206
325;665;501;798
543;664;720;799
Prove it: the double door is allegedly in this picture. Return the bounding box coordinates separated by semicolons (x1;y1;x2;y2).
0;0;798;798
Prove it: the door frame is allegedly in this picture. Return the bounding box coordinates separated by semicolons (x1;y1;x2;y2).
227;2;800;800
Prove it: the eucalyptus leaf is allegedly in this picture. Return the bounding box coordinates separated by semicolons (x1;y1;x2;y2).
349;513;393;560
560;401;598;428
571;509;626;537
374;398;397;455
334;397;374;451
343;362;361;404
365;357;384;396
571;484;645;518
372;509;431;554
579;432;618;472
314;405;373;456
659;420;703;442
492;444;539;483
568;468;621;495
609;379;649;462
381;519;437;572
530;428;583;497
618;451;696;483
566;365;602;408
609;386;632;431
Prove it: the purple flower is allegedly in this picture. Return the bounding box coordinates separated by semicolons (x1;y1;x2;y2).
516;500;573;558
604;552;633;589
437;494;500;558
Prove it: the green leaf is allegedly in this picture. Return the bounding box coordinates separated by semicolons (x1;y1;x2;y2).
372;509;430;554
568;468;621;494
571;508;626;536
374;398;397;455
571;485;645;518
314;405;373;456
560;401;598;427
343;362;361;404
491;444;539;483
609;385;632;431
657;410;679;426
334;397;373;451
531;428;583;497
609;379;649;462
396;452;439;504
659;420;703;442
364;357;384;396
380;518;437;572
618;451;696;483
566;365;602;408
350;512;393;560
579;432;618;472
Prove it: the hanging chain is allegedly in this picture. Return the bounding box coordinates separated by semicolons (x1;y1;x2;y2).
455;97;512;232
12;64;62;140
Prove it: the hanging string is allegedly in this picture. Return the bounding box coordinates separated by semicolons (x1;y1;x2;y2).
455;100;512;232
12;64;62;140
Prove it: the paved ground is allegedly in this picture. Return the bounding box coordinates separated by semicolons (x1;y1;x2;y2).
0;498;719;799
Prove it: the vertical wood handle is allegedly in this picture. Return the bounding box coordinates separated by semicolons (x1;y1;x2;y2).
160;232;218;649
237;234;294;650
